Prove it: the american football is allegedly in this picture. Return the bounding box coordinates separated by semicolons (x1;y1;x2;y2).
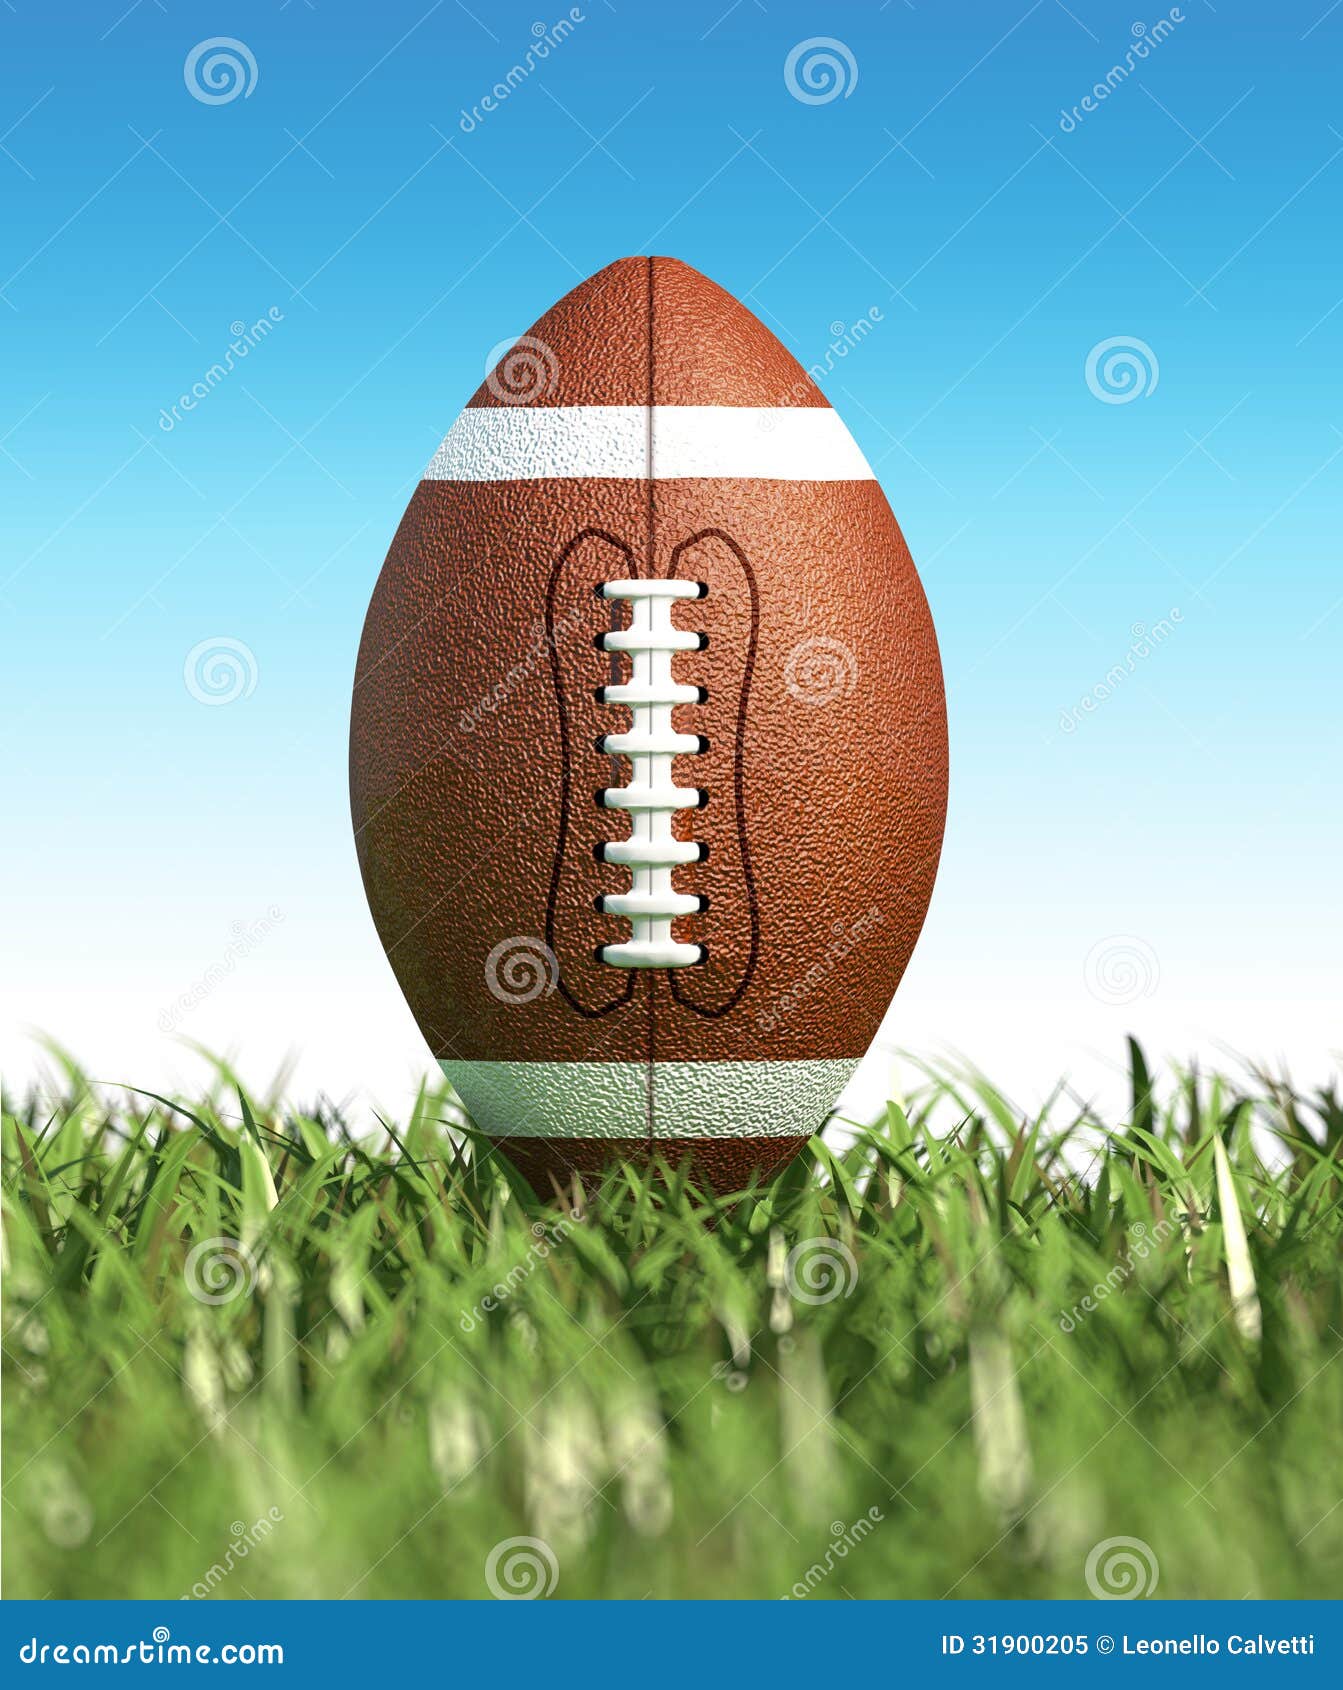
349;255;948;1194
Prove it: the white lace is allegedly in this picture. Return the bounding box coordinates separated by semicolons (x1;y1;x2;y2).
597;579;705;968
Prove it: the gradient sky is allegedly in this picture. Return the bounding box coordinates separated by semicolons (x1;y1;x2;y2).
3;0;1339;1118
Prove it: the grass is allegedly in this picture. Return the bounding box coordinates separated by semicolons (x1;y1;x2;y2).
3;1041;1341;1601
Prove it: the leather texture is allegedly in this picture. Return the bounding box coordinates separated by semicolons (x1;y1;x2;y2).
350;256;948;1194
493;1135;811;1199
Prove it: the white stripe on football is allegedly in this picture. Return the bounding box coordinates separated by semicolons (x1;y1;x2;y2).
424;405;875;482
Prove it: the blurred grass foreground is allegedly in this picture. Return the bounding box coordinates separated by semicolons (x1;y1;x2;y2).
3;1042;1341;1600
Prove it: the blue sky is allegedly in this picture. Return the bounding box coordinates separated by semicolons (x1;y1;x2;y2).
3;0;1339;1113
